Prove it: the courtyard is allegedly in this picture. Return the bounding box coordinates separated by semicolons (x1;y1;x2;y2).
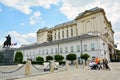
6;62;120;80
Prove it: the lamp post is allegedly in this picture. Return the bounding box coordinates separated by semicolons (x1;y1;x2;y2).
114;43;118;60
80;39;83;55
79;36;83;64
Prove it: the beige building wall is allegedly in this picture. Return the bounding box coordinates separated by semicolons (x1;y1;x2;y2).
37;7;114;51
76;12;105;35
20;7;115;62
37;29;49;44
51;22;77;41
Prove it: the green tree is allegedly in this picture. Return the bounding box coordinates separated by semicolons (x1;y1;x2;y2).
14;51;23;63
36;56;44;64
54;55;64;62
80;53;90;65
66;54;76;64
46;55;53;62
115;49;120;61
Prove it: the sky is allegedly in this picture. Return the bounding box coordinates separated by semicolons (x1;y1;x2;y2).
0;0;120;49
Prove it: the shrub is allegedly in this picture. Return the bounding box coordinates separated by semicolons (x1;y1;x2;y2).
31;61;43;65
80;53;90;61
54;55;64;62
66;54;76;61
46;55;53;62
59;61;66;65
14;51;23;63
80;53;90;65
66;54;77;64
36;56;44;64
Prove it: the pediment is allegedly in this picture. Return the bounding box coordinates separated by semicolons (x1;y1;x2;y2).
75;11;94;20
83;11;93;16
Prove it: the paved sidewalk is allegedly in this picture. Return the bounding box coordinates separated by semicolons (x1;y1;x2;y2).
11;62;120;80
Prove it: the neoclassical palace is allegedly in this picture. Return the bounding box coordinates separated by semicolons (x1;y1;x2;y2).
18;7;115;61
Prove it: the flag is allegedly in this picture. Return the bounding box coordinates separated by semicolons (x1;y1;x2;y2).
12;42;17;46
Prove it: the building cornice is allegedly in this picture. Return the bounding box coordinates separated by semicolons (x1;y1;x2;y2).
19;34;98;50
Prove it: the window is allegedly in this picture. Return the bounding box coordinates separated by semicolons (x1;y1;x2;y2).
58;32;60;39
84;45;87;51
66;30;69;37
54;33;56;40
91;43;95;51
77;45;80;52
51;49;53;54
62;31;64;38
39;50;41;55
46;49;48;54
65;47;68;53
55;48;57;54
60;47;62;53
33;51;35;56
71;29;73;36
42;49;44;55
71;46;74;53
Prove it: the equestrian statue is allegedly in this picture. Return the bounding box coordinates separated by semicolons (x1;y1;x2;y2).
3;35;11;48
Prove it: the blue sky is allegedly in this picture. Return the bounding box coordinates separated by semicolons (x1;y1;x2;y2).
0;0;120;49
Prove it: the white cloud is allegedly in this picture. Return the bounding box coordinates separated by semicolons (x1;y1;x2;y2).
0;0;59;15
8;31;36;47
60;0;120;25
29;11;41;25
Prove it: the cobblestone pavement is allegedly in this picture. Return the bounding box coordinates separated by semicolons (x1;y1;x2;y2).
11;62;120;80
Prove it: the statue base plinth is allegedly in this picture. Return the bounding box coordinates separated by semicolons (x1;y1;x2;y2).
0;48;15;65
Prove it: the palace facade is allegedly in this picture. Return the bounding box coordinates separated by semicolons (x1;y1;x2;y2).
18;7;115;61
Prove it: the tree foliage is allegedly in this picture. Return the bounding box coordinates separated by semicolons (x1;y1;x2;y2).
54;55;64;61
66;54;76;61
36;56;44;64
116;49;120;54
14;51;23;63
80;53;90;61
46;55;53;62
36;56;44;62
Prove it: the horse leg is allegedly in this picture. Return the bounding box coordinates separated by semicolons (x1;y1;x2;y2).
3;42;5;48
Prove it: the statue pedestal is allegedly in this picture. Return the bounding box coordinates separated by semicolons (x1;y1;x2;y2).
0;48;15;65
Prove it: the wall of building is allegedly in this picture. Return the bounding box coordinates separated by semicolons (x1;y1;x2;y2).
21;37;108;61
20;7;115;62
76;12;105;35
37;30;48;44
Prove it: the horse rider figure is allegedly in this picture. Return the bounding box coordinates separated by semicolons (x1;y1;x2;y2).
3;35;11;48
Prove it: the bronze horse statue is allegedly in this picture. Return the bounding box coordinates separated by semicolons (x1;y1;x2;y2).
3;35;11;48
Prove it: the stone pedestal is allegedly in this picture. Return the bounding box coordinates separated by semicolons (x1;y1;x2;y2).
50;61;54;73
66;60;69;70
0;48;14;65
75;60;78;68
25;60;31;75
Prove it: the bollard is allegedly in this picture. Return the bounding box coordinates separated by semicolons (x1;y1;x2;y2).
75;60;78;68
50;61;54;73
25;60;31;76
66;60;69;70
